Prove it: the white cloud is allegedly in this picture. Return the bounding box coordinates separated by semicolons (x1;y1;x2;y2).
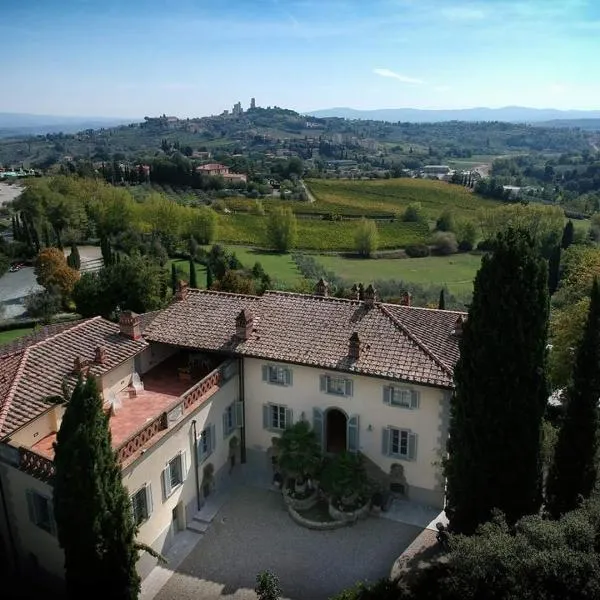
434;85;452;92
373;68;424;84
442;6;486;21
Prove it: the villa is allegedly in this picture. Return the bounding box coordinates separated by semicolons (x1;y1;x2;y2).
0;281;464;587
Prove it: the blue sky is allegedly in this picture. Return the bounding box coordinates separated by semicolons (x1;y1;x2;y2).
2;0;600;118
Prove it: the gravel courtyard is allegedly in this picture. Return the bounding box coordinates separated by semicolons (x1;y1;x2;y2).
154;487;421;600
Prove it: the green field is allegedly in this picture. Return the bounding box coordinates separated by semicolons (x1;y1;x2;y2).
315;253;483;294
0;327;34;345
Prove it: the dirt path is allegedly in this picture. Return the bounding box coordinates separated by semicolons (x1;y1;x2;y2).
300;179;317;203
0;182;23;206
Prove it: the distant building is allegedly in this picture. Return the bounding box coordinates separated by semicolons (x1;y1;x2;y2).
196;163;230;177
250;97;256;110
232;102;243;116
422;165;450;176
503;185;522;199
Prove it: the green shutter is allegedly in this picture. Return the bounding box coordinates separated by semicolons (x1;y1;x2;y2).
181;451;187;481
263;404;270;429
145;484;153;517
211;424;216;453
345;379;353;397
235;400;243;428
410;390;420;409
222;411;229;439
408;432;417;460
284;408;293;428
262;365;268;382
382;428;390;456
383;386;392;405
26;490;36;523
347;415;359;452
197;438;205;462
313;408;324;449
319;375;327;392
284;368;293;386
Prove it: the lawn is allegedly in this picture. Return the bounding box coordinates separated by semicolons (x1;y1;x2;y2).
0;327;34;345
315;253;483;294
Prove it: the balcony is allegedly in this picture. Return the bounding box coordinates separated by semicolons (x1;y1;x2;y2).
21;353;237;480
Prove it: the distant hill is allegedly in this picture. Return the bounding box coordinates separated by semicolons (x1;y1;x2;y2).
306;106;600;124
537;119;600;131
0;113;135;137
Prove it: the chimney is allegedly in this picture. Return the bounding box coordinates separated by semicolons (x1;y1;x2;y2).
73;356;83;373
94;345;106;364
315;278;329;297
453;315;464;336
349;332;360;360
119;310;142;340
350;284;360;301
236;308;254;341
175;280;188;301
364;284;377;308
401;291;412;307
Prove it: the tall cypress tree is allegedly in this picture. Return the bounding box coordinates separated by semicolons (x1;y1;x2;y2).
53;376;140;600
206;264;213;290
189;259;198;288
444;228;549;534
67;243;81;270
547;244;561;296
561;220;574;250
171;263;178;295
438;289;446;310
546;278;600;518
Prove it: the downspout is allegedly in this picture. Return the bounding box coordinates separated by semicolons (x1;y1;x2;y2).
238;358;247;464
0;466;19;574
191;421;201;512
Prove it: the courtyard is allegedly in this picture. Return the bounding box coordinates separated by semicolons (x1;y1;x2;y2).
153;486;422;600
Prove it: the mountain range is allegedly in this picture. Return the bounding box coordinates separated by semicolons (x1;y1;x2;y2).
306;106;600;124
0;113;134;137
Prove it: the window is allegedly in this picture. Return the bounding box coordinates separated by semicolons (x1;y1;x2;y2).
26;490;56;535
382;427;417;461
131;484;152;526
198;424;216;462
262;364;293;386
320;374;353;397
263;403;292;431
383;386;419;409
163;452;186;499
222;401;242;438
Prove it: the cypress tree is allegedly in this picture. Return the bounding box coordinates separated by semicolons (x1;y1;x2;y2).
561;220;574;250
438;289;446;310
444;228;549;534
546;278;600;518
42;222;51;248
547;244;561;296
53;376;140;600
171;263;177;294
11;215;19;241
189;259;198;288
67;244;81;270
206;264;213;290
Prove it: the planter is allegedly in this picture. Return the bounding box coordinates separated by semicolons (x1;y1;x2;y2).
284;487;319;511
328;499;371;523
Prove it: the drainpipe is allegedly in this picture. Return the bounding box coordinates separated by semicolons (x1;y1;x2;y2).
0;467;19;575
191;420;201;512
238;358;246;464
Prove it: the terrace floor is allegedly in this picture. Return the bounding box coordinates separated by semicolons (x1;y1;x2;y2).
32;354;209;459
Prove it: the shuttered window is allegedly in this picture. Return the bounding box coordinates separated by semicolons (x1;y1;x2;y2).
262;365;293;386
222;401;244;439
26;490;56;535
383;386;420;409
382;427;417;461
198;424;216;462
131;484;153;526
263;403;292;431
320;374;353;397
162;452;186;499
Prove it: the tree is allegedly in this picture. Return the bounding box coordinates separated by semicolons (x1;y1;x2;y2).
354;218;379;257
402;203;426;223
276;421;322;485
432;232;458;255
445;228;549;534
546;279;600;518
266;206;297;253
212;269;256;295
34;247;80;302
548;244;561;296
561;220;574;250
438;289;446;310
171;263;177;295
255;570;282;600
436;209;455;232
206;264;214;290
24;288;61;323
189;259;198;288
66;243;81;270
53;376;140;600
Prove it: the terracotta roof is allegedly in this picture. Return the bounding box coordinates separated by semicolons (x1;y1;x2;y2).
0;317;148;438
145;290;465;388
196;163;228;171
0;320;87;356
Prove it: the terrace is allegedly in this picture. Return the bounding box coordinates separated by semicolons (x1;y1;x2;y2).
21;351;236;480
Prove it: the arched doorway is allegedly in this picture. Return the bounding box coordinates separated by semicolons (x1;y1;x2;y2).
326;408;347;453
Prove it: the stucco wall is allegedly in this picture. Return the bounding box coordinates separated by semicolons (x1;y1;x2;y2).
100;358;134;399
10;406;65;447
137;343;178;375
243;358;445;506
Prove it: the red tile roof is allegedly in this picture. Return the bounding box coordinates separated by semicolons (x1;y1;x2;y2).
145;290;465;388
196;163;228;171
0;317;148;438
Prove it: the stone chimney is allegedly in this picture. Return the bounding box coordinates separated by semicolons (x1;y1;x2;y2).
175;280;188;301
119;310;142;340
364;284;377;308
453;315;464;336
236;308;254;341
94;345;107;364
73;356;84;373
401;291;412;307
349;332;360;360
315;278;329;297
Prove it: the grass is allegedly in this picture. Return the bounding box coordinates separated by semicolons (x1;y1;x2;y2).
167;259;208;288
315;253;483;294
0;327;34;345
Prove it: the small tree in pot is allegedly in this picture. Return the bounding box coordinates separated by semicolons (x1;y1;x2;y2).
277;421;322;495
321;452;369;510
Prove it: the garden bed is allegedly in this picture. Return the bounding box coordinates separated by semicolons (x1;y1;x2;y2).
283;486;319;511
329;498;371;523
287;499;350;530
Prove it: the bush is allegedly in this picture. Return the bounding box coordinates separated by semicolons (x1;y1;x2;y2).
405;244;430;258
477;238;496;251
402;202;426;223
458;240;473;252
432;232;458;255
436;209;455;232
24;289;61;323
266;206;297;253
354;218;379;257
255;571;282;600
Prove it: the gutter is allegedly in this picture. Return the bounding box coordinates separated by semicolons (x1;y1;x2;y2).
238;357;246;464
191;420;201;511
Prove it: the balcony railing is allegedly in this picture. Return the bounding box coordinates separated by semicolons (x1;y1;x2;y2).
19;447;55;483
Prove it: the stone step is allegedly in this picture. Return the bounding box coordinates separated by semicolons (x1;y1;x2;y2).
186;520;208;534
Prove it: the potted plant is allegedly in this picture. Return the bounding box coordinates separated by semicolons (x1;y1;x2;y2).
371;491;383;514
321;452;369;515
276;421;322;498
